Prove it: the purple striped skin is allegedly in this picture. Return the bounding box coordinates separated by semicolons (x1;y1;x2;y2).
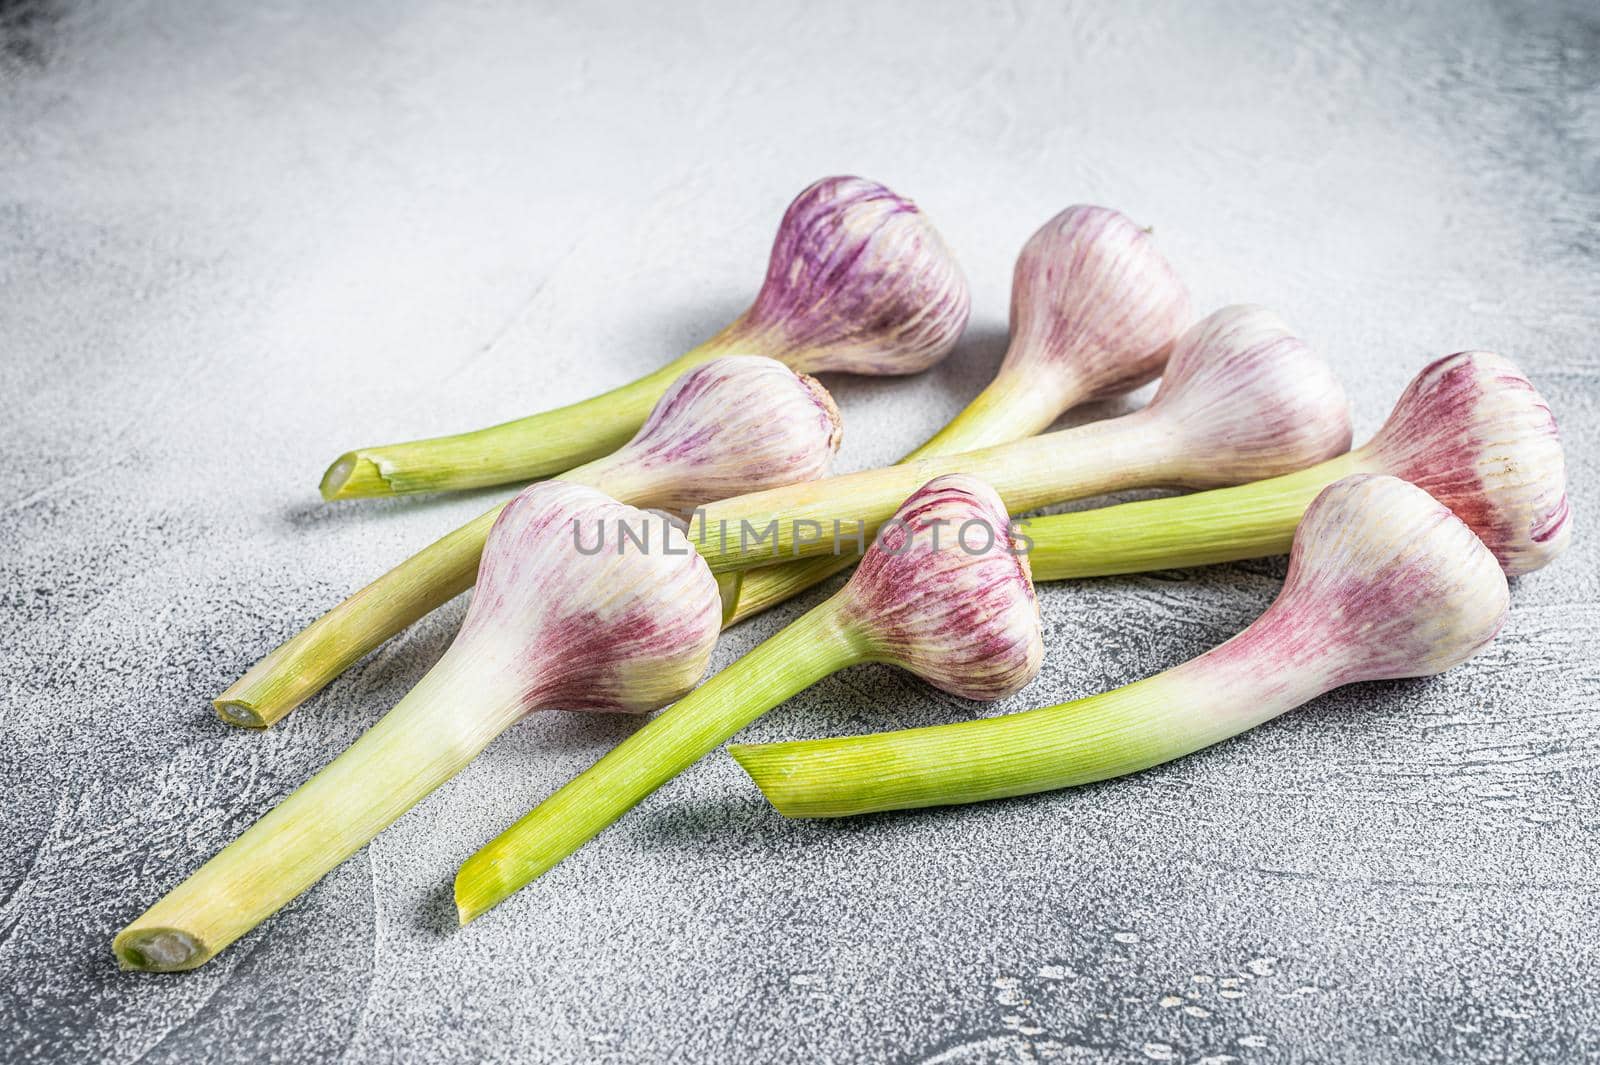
1001;205;1192;407
1147;305;1352;486
1353;351;1571;577
733;176;971;376
1203;474;1508;701
460;483;722;714
834;474;1044;702
580;355;843;513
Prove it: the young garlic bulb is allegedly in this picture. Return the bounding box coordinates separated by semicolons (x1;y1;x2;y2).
573;354;842;514
320;175;967;498
118;482;723;971
1007;205;1195;401
832;475;1044;701
734;474;1512;819
736;175;972;376
920;204;1193;454
1146;303;1352;488
1353;350;1571;576
1231;473;1508;688
452;483;724;712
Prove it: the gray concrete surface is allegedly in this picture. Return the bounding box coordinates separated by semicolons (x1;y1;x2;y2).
2;1;1597;1061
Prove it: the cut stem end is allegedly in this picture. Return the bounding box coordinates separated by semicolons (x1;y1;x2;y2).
727;743;813;817
319;452;391;500
113;927;209;973
453;860;506;927
213;698;267;729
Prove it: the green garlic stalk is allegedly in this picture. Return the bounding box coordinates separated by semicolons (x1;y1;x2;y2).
728;349;1569;604
453;474;1044;924
731;475;1513;817
318;176;969;499
216;355;841;728
115;483;723;971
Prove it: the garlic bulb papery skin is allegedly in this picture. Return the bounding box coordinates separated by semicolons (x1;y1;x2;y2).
453;473;1045;922
1352;350;1572;576
733;475;1511;820
117;482;722;972
1007;205;1194;402
916;205;1192;456
574;355;843;514
218;355;840;727
692;304;1348;572
457;482;723;713
832;474;1045;701
735;175;972;376
1146;304;1352;488
1222;473;1509;691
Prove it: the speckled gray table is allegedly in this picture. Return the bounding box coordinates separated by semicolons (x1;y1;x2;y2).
2;1;1596;1062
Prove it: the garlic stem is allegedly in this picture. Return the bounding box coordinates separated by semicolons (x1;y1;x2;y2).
731;647;1306;818
693;412;1172;571
720;459;1351;624
453;604;858;924
319;339;734;499
732;341;1571;599
914;367;1074;456
216;506;501;727
1025;457;1360;579
732;473;1514;818
117;642;525;970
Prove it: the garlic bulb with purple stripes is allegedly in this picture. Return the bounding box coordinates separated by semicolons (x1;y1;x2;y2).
118;481;722;971
738;175;972;376
455;473;1046;921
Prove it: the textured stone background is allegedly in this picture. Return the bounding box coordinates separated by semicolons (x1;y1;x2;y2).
2;1;1596;1062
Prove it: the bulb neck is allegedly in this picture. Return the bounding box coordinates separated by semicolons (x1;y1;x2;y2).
715;310;808;370
1171;603;1348;721
912;363;1079;458
558;448;658;505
